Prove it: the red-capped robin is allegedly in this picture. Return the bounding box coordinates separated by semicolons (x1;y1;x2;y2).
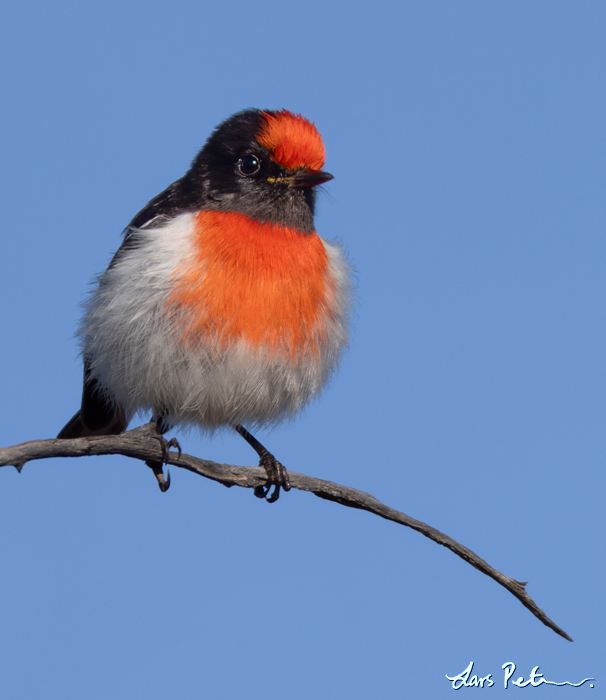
58;109;352;501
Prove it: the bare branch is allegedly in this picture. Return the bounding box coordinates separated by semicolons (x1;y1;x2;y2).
0;423;572;642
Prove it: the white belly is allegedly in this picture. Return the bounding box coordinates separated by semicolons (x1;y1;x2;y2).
79;213;352;431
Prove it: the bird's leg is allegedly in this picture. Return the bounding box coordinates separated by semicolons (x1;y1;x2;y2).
145;414;181;492
234;424;291;503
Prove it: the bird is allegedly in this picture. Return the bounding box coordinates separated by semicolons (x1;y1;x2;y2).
57;108;353;501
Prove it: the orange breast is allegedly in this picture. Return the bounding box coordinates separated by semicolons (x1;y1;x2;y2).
167;211;332;357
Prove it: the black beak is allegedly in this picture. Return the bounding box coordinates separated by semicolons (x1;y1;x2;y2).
289;169;334;188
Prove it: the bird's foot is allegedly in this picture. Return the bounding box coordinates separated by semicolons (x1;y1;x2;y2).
233;424;291;503
254;449;291;503
159;435;182;462
146;435;181;493
147;460;171;492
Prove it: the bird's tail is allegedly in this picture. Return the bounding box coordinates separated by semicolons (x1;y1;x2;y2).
57;407;128;438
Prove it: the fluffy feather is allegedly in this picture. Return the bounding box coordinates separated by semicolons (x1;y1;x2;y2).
79;212;352;432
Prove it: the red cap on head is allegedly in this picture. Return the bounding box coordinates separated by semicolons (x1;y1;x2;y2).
257;110;326;171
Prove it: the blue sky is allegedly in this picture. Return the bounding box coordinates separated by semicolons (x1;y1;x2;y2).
2;1;604;697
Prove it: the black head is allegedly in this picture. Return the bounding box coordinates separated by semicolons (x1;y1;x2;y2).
128;109;332;234
182;109;333;233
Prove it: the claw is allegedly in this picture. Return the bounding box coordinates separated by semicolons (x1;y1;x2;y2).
146;459;171;492
254;485;268;499
253;484;281;502
253;483;282;502
158;435;181;462
258;451;291;502
145;434;180;493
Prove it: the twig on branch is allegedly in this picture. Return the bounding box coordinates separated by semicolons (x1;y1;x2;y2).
0;423;572;642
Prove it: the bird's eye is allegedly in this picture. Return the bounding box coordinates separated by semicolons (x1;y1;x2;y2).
237;155;261;176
